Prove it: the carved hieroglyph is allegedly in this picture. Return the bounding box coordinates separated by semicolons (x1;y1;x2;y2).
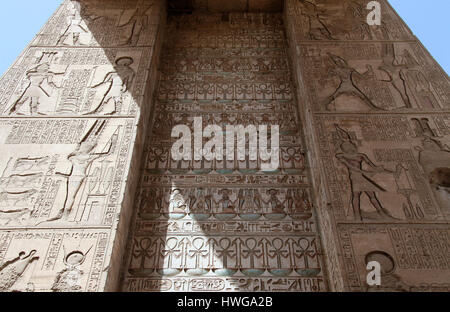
0;0;165;292
314;115;449;222
338;224;450;291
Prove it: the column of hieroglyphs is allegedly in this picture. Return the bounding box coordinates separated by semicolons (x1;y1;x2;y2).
285;0;450;291
0;0;166;292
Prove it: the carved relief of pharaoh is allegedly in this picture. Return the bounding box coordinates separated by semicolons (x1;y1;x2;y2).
86;56;135;115
34;120;120;225
7;53;65;116
334;125;400;221
343;0;390;40
0;117;124;227
57;0;101;46
399;48;441;110
378;43;413;109
169;189;187;214
309;42;447;112
323;53;383;112
118;3;154;46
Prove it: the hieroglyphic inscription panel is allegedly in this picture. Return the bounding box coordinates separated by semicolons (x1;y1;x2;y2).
121;12;328;292
314;115;449;222
0;229;109;292
0;118;134;227
338;224;450;291
299;43;449;113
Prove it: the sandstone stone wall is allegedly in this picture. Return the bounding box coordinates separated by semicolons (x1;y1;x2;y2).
284;0;450;291
0;0;165;292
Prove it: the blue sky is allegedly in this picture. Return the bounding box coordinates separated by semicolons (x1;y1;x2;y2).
0;1;62;75
0;0;448;76
389;0;450;75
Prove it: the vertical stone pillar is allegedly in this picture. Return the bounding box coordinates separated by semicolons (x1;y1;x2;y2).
0;0;166;292
285;0;450;291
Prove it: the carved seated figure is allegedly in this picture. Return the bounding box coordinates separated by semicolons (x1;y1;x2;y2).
217;189;235;214
169;189;187;213
267;189;285;214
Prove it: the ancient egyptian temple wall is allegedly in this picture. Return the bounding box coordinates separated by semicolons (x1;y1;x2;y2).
284;0;450;291
0;0;166;291
0;0;449;293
